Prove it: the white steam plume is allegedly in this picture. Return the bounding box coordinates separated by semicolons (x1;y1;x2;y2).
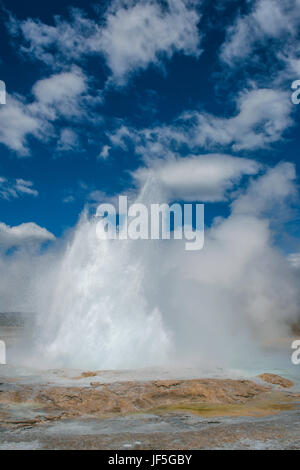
0;161;299;370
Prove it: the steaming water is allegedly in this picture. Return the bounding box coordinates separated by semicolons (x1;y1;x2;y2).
34;218;172;369
32;180;174;369
4;176;300;372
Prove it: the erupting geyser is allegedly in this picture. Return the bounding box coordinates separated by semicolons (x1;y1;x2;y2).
2;166;299;370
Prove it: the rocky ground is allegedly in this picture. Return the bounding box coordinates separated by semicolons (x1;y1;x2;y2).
0;370;299;450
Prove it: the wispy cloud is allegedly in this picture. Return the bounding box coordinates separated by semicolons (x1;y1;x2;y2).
0;176;38;199
220;0;300;80
98;144;111;160
107;87;293;159
8;0;202;86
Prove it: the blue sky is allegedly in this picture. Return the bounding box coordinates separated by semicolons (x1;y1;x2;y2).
0;0;300;252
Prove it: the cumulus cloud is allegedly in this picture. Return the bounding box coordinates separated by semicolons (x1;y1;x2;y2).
31;68;88;119
220;0;300;71
0;222;55;250
232;161;297;217
0;176;38;200
100;0;202;84
9;0;202;85
0;96;41;155
0;68;90;155
133;153;261;202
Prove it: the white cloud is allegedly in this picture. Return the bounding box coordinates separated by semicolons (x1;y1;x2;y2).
57;128;79;151
0;176;38;200
8;9;96;67
0;96;41;155
0;222;56;313
0;222;55;250
134;153;260;202
232;162;297;216
100;0;202;84
220;0;300;66
109;88;293;155
98;144;111;160
10;0;202;85
0;68;90;155
191;88;293;151
31;68;87;119
108;124;136;149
